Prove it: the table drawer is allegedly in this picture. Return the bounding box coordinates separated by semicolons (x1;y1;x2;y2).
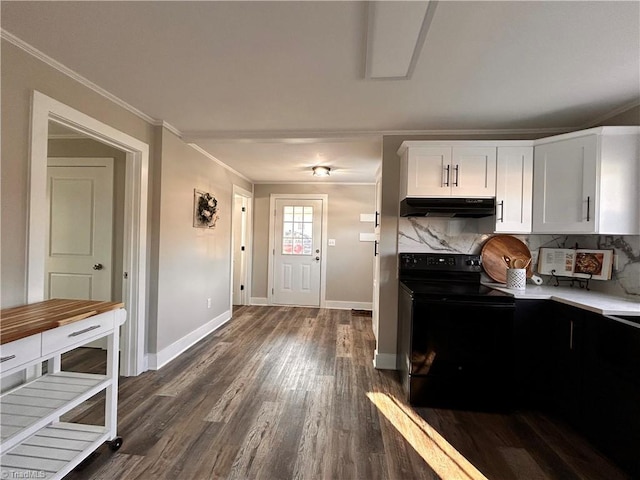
0;334;42;373
41;312;115;356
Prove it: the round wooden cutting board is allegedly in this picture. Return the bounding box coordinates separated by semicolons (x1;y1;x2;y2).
481;235;532;283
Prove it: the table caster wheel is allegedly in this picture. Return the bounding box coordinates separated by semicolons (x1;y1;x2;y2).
107;436;123;451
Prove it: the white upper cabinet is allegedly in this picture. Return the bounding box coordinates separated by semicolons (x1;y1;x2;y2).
402;146;451;197
399;143;496;198
532;127;639;234
495;146;533;233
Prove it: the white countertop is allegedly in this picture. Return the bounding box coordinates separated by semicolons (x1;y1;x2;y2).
483;283;640;316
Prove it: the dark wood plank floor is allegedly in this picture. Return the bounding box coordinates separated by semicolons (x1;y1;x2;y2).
61;306;629;480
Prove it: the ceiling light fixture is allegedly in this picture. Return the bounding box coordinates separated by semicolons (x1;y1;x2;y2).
312;166;331;177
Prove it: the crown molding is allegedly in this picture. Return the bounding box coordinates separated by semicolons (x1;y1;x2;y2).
253;181;376;186
1;29;184;137
187;143;252;183
160;120;182;138
1;29;159;125
183;131;382;143
579;98;640;129
183;126;572;142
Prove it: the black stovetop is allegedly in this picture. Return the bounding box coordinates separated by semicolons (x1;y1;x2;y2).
399;253;513;302
400;279;507;297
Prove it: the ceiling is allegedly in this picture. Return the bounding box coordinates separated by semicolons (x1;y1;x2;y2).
3;1;639;183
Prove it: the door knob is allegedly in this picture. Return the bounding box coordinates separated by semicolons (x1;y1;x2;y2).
315;256;320;261
93;263;104;271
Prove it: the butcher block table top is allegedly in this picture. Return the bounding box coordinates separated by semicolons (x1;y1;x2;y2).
0;298;124;345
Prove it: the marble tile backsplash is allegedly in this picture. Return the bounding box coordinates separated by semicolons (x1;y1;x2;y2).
398;217;640;297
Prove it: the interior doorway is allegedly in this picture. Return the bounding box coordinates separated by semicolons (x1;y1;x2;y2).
231;185;253;308
28;91;149;376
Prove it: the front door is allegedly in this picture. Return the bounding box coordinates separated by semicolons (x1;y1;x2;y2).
45;158;114;301
272;198;323;306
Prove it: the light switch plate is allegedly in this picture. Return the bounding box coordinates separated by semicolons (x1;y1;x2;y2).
328;239;336;246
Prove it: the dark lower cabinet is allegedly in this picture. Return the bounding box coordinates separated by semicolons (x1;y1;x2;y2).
514;300;583;421
513;300;553;407
547;302;584;429
515;300;640;478
582;313;640;478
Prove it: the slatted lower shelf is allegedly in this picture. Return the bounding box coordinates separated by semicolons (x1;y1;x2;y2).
0;371;109;452
1;422;109;480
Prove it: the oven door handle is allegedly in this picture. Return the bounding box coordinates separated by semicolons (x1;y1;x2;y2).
416;299;515;309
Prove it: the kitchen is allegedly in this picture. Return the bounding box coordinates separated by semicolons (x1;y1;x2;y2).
390;128;640;477
2;1;640;479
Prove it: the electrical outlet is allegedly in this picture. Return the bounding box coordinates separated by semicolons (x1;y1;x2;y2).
207;298;212;308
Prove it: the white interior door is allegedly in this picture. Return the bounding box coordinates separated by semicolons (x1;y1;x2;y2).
272;198;323;306
46;158;114;301
232;195;247;305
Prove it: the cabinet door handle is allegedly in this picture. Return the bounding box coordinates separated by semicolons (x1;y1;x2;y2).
569;320;574;350
443;165;450;187
497;200;504;223
453;164;459;187
69;324;101;337
0;355;16;363
586;196;590;222
374;240;379;257
375;211;380;228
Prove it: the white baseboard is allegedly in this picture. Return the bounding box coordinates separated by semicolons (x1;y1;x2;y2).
250;297;269;305
373;351;397;370
148;309;231;370
324;301;373;310
142;355;149;373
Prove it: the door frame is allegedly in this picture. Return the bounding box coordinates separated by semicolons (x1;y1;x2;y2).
267;193;328;308
230;185;253;309
28;91;149;376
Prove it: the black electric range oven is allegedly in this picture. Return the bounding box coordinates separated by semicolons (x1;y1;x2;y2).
397;253;516;410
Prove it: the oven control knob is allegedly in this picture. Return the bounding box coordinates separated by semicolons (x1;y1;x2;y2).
466;259;481;266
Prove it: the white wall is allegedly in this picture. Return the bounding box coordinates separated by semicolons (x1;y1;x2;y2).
153;129;252;361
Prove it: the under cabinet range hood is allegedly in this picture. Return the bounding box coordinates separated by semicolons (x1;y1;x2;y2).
400;197;496;218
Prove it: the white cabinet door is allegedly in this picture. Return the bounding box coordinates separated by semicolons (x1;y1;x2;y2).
451;147;497;197
495;146;533;233
405;147;452;197
532;135;598;233
404;146;496;197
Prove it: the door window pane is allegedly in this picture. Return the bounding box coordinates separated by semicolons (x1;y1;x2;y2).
282;205;313;255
